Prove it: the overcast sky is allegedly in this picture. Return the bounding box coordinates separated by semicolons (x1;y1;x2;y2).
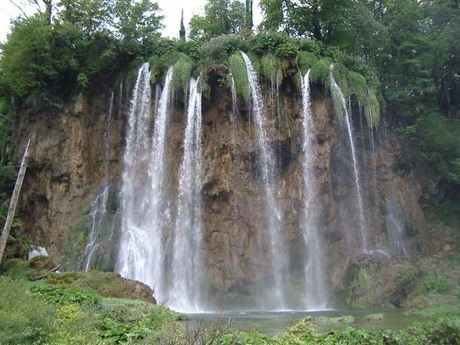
0;0;262;43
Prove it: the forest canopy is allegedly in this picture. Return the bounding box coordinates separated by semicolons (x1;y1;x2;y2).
0;0;459;199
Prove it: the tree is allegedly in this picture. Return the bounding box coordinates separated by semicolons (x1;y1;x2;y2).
0;139;30;267
8;0;53;24
180;9;186;41
189;0;247;40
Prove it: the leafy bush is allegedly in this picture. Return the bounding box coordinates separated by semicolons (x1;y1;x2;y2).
0;277;54;344
29;283;101;307
250;32;292;55
423;277;451;294
275;41;299;58
199;34;247;63
46;304;102;345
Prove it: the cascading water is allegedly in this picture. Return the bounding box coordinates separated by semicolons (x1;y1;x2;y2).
117;64;174;300
81;92;117;271
300;71;329;309
241;52;288;309
330;64;369;253
168;77;205;312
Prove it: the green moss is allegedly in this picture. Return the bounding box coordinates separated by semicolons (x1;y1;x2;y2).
332;63;349;97
228;52;250;102
309;58;330;83
297;51;318;74
172;53;194;94
260;53;282;87
347;70;367;104
365;88;380;127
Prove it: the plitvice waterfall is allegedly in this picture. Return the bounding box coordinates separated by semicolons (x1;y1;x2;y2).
95;56;409;313
26;55;418;314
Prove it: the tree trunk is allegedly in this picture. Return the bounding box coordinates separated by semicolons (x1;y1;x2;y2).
0;139;31;267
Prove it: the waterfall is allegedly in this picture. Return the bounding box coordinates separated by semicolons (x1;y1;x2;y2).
300;71;329;309
330;64;369;253
117;64;174;298
168;77;205;312
81;92;116;271
241;52;288;309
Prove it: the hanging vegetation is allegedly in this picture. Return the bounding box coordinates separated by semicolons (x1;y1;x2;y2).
260;53;283;87
309;58;330;83
172;54;194;94
297;51;318;74
228;52;250;102
365;88;380;127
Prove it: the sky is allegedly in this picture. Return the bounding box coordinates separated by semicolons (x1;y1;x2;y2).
0;0;263;43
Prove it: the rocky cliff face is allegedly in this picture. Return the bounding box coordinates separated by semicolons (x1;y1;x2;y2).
11;69;430;309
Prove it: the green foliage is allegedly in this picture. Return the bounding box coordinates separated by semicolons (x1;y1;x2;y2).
189;0;247;40
211;331;271;345
275;41;299;58
47;304;102;345
228;52;250;102
199;34;247;64
172;54;194;93
297;52;318;74
423;277;451;294
29;283;102;307
309;58;330;83
250;32;297;56
99;316;149;343
0;164;16;195
404;114;460;187
0;277;54;345
347;71;367;105
260;53;282;86
1;258;34;278
365;89;380;127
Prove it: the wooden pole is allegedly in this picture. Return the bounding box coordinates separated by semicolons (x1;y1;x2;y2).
0;139;31;267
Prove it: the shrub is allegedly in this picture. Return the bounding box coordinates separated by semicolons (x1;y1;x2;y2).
47;304;102;345
0;277;54;344
29;283;101;307
423;277;451;294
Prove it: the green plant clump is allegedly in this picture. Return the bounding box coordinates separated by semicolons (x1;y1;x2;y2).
365;88;380;127
260;53;282;86
29;283;102;307
228;52;250;102
172;54;194;94
0;277;55;345
423;277;451;294
309;58;330;83
297;51;319;74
